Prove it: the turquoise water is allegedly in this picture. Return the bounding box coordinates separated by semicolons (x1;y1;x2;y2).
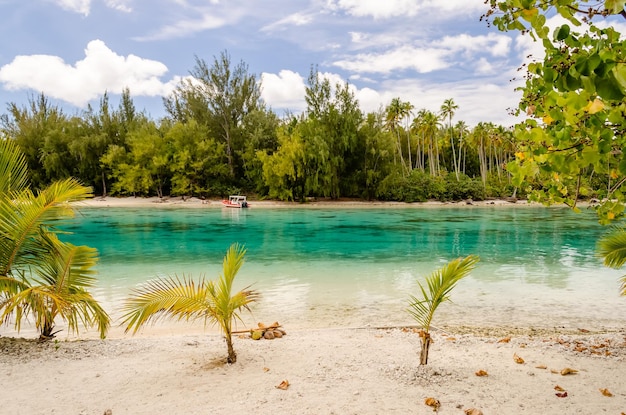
59;206;626;331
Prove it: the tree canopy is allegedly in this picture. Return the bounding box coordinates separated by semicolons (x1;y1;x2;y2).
485;0;626;223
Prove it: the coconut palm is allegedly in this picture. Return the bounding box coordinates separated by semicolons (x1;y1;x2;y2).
597;227;626;296
122;243;259;364
407;255;479;365
0;138;110;339
440;98;459;180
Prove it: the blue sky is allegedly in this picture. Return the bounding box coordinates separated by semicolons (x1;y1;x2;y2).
0;0;536;126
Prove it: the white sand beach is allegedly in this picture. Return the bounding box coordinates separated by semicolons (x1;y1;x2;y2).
1;197;623;414
1;325;624;415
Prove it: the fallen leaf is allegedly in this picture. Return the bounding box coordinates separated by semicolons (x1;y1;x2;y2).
275;380;290;390
535;364;547;369
555;392;568;398
446;337;457;341
263;367;270;372
464;409;484;415
475;370;488;377
513;353;525;364
560;368;578;376
599;388;613;397
424;397;441;411
498;337;511;343
578;328;590;333
554;385;565;392
550;369;559;374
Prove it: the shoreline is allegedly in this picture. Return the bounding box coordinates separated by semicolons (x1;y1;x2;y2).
77;195;581;209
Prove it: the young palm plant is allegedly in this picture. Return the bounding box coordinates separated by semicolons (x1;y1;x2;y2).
407;255;479;365
597;226;626;296
0;139;110;339
122;243;259;364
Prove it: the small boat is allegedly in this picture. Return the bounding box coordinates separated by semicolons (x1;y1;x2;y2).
221;195;249;208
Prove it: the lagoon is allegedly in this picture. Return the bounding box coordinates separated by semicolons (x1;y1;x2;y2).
61;205;626;332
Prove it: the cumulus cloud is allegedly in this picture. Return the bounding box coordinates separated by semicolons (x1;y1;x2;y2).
261;70;307;111
0;40;178;107
258;68;520;126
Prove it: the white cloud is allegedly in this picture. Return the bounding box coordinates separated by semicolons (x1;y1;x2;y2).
260;70;307;111
259;69;520;126
0;40;178;107
436;33;511;57
327;0;486;19
51;0;91;15
261;12;315;32
105;0;132;13
333;45;449;74
135;13;227;41
49;0;133;15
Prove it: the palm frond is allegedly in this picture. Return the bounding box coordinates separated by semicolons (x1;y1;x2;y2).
36;236;99;290
598;226;626;269
407;255;479;332
122;275;212;334
0;138;30;198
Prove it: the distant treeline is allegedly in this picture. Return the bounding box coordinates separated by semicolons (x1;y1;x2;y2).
0;51;606;202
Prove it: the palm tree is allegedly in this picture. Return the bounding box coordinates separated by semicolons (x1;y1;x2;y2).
0;138;110;339
407;255;479;365
385;98;413;174
440;98;459;180
122;243;259;364
597;228;626;296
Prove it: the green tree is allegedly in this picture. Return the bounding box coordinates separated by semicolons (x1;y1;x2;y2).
0;139;110;339
122;243;259;364
304;69;363;199
407;255;479;365
164;50;262;180
486;0;626;222
0;93;68;189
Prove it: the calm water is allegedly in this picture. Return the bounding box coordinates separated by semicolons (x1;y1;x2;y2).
59;206;626;331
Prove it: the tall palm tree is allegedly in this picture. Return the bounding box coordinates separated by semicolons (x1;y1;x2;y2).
597;228;626;296
0;139;110;339
385;98;413;174
123;243;259;364
440;98;459;180
407;255;479;365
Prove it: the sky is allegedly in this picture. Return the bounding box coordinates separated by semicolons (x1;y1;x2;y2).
0;0;541;127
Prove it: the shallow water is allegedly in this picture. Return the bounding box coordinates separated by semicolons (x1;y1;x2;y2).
58;206;626;331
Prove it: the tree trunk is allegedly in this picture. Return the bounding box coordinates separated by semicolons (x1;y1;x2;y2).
226;335;237;363
419;331;431;365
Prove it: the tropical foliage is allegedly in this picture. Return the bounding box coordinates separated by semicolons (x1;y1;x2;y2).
485;0;626;223
0;50;522;204
0;139;110;339
122;243;259;364
597;228;626;296
407;255;479;365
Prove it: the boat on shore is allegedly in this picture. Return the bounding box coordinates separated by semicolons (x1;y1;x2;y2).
221;195;249;208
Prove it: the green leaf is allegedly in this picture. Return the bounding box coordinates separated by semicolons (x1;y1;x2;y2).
605;0;626;14
555;24;570;41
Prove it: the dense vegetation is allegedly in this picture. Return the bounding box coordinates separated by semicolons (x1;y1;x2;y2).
0;51;522;203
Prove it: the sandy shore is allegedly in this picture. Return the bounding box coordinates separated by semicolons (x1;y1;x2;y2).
2;196;621;414
77;195;554;209
1;326;624;415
